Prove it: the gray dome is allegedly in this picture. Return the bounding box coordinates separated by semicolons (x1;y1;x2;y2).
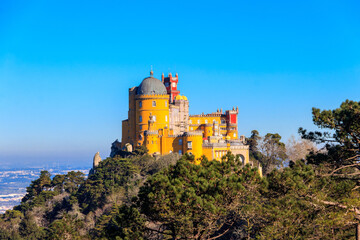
137;77;167;95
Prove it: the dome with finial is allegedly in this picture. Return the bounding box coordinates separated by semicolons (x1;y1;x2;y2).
137;70;167;95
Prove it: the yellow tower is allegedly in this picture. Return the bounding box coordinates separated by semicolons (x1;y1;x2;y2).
130;71;170;147
204;123;213;139
184;132;203;159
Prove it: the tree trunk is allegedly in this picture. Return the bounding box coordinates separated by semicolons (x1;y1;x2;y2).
356;223;360;240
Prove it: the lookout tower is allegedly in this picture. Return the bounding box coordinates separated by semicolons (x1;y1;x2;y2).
162;72;180;103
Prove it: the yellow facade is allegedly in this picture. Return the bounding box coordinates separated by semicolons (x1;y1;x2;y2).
135;94;169;146
121;71;250;165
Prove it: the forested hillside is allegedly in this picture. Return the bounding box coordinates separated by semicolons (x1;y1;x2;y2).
1;100;359;240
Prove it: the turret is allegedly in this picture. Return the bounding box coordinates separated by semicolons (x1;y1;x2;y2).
163;72;180;103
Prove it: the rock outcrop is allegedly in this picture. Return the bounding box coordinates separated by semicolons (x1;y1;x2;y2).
89;152;102;175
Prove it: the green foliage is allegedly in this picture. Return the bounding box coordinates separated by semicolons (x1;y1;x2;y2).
247;130;287;175
22;170;51;202
299;99;360;167
137;153;264;239
260;160;357;239
95;205;145;240
18;216;46;240
48;214;85;240
52;171;85;194
133;145;149;156
77;157;139;213
4;100;360;240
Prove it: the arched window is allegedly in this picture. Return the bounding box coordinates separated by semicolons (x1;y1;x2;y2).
139;101;142;108
165;115;168;122
139;116;142;122
197;120;200;124
238;154;245;164
179;150;182;155
179;139;183;145
152;101;156;107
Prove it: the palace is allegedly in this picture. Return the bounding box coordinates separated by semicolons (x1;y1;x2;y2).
120;70;249;163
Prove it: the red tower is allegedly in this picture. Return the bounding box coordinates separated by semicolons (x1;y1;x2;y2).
162;72;180;103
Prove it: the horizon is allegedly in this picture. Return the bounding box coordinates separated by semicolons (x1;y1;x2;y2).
1;1;360;168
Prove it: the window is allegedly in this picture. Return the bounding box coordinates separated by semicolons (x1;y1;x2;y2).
139;116;142;122
139;101;142;108
179;139;183;145
190;127;193;130
152;101;156;107
165;101;167;107
197;120;200;124
139;125;142;130
179;150;182;155
221;119;226;124
153;115;156;121
187;141;192;149
165;115;168;122
205;120;208;124
233;133;236;137
172;82;176;88
189;120;192;124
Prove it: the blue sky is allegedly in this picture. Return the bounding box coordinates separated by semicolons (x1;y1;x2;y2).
1;0;359;168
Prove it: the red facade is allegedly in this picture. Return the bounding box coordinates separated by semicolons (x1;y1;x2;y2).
162;73;180;103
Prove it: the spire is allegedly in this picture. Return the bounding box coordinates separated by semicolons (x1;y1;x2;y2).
150;65;153;77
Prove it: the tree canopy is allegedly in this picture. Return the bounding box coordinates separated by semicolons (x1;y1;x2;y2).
2;99;360;239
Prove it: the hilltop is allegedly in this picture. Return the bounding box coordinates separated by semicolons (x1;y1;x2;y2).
0;100;359;239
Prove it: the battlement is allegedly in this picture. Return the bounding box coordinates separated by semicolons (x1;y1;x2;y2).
184;131;203;137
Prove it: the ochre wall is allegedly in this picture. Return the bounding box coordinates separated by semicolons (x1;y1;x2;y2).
189;115;236;139
135;94;169;146
184;134;203;159
144;134;160;154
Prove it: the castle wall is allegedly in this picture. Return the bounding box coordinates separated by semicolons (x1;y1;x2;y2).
169;98;189;135
121;120;129;148
120;73;249;170
184;133;203;159
144;133;160;154
135;94;169;146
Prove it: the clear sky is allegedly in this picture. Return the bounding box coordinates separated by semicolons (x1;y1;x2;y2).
1;0;359;168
